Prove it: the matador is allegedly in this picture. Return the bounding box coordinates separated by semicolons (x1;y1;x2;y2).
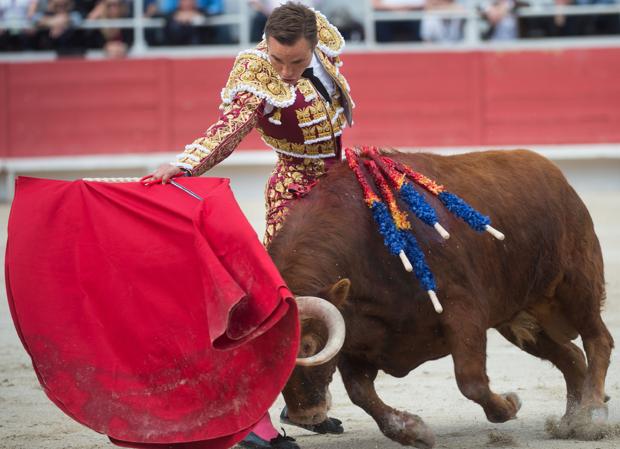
141;3;353;449
143;4;353;247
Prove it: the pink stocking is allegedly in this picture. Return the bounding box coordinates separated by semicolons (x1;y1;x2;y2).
251;412;279;440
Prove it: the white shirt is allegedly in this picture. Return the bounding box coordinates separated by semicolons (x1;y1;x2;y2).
309;52;336;99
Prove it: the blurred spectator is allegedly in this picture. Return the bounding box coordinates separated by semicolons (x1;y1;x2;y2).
165;0;205;45
0;0;37;50
548;0;583;36
420;0;464;42
480;0;520;40
575;0;620;35
248;0;320;42
145;0;174;16
328;5;364;41
144;0;230;45
143;0;165;45
521;0;620;37
196;0;232;44
373;0;425;42
74;0;97;16
145;0;224;17
87;0;131;57
32;0;84;54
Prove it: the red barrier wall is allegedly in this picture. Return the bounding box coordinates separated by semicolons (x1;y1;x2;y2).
0;64;8;156
1;48;619;158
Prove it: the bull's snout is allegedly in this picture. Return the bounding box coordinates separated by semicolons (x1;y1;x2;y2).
286;405;329;425
284;389;332;426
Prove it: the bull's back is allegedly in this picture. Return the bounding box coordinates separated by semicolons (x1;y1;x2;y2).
392;149;601;312
398;149;576;223
273;148;601;323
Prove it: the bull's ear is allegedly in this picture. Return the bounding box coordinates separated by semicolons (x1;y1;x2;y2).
328;278;350;310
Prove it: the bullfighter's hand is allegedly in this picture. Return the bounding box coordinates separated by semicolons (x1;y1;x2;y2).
141;164;184;186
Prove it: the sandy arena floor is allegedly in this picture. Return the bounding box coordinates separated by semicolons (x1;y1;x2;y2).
1;185;619;449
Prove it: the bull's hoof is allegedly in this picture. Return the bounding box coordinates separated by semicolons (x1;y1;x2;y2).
547;404;610;440
486;392;521;423
590;405;609;424
380;410;435;449
502;392;522;416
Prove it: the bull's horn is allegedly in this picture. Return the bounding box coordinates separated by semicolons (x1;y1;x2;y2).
295;296;346;367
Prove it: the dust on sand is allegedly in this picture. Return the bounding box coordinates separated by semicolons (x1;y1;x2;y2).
2;192;620;449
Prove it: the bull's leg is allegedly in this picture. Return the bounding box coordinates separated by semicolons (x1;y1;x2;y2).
339;357;435;449
556;272;614;422
574;315;613;421
443;314;521;423
497;327;586;417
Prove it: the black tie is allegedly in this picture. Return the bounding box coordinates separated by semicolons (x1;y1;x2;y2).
302;67;331;104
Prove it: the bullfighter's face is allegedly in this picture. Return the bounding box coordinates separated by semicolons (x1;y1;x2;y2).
267;36;314;85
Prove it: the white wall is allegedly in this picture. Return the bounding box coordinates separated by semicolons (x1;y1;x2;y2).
2;147;618;235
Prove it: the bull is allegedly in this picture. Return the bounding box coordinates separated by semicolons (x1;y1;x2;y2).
271;149;614;448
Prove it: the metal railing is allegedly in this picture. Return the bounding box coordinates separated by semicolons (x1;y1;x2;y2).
0;0;619;58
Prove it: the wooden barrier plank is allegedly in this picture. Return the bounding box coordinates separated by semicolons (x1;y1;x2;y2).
482;48;620;145
1;48;619;158
0;65;7;157
8;59;165;156
342;52;481;148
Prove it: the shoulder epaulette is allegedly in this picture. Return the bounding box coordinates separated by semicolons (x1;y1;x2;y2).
220;49;296;108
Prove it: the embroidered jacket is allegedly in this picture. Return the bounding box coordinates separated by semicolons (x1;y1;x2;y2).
175;10;354;176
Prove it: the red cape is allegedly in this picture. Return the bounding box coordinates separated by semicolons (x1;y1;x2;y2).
6;177;299;449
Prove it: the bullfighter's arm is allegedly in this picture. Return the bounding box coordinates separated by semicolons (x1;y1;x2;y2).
174;91;263;177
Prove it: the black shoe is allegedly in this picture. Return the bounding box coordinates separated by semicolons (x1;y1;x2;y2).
280;406;344;435
238;431;299;449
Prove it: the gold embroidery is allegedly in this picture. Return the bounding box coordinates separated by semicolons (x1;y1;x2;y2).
259;132;337;157
296;78;317;102
315;10;344;56
295;101;326;127
336;110;346;128
221;52;294;107
268;108;281;124
301;119;333;143
294;96;345;143
263;155;328;246
256;40;268;52
179;11;352;179
316;51;350;94
176;92;262;176
315;50;355;122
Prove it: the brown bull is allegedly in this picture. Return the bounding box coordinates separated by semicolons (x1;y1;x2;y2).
269;149;614;448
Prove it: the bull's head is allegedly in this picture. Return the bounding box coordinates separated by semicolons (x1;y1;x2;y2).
285;278;350;425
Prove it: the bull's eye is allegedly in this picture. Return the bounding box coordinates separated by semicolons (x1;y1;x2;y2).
302;342;315;356
300;335;319;357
